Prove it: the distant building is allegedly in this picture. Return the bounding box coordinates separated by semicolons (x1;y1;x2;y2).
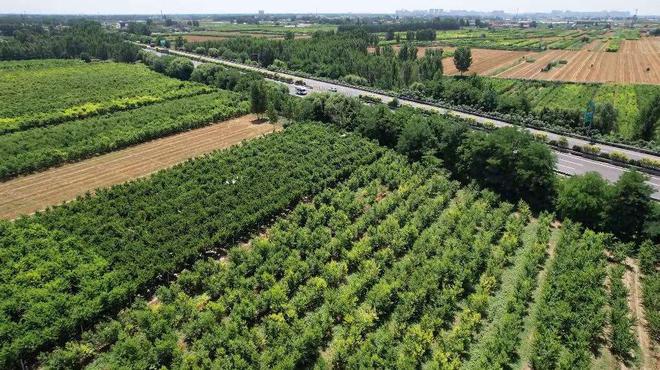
258;10;265;16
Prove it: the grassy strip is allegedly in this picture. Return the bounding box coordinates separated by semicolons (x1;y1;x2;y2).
529;222;608;369
608;264;638;363
463;213;553;369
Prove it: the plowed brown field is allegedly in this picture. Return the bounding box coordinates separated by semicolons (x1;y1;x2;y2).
0;115;281;219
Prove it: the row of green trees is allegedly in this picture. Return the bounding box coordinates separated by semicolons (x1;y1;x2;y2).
139;51;195;80
278;92;555;209
183;31;659;143
464;214;554;369
0;91;248;180
530;222;608;369
0;20;140;62
337;18;462;33
608;265;638;362
40;151;527;368
160;58;656;243
555;171;656;242
643;271;660;344
0;125;383;368
267;91;657;243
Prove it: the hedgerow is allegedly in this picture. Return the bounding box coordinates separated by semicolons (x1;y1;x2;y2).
530;222;608;369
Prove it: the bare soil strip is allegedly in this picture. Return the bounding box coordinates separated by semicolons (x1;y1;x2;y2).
0;115;281;219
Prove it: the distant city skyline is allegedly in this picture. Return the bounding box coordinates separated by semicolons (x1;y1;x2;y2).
3;1;659;15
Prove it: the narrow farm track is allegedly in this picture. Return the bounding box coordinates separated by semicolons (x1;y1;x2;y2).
0;115;281;219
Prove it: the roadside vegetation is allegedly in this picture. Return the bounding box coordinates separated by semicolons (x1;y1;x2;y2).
179;31;660;147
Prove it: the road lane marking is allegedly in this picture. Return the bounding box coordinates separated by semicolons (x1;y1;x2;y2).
556;164;576;172
557;157;586;167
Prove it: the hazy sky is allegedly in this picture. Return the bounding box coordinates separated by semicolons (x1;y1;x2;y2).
3;1;659;15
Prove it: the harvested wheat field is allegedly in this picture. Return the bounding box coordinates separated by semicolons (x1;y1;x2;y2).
0;114;281;219
443;48;533;76
500;38;660;84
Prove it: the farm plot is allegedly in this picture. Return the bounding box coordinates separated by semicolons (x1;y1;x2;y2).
433;28;562;51
500;38;660;84
198;21;338;34
38;148;535;369
0;91;249;180
481;77;660;140
442;48;534;76
0;114;280;220
0;60;210;131
527;222;608;369
0;124;383;368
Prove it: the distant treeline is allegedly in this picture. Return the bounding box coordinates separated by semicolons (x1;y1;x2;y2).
338;18;462;33
0;20;139;62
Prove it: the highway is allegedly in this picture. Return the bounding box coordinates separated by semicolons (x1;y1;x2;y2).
144;46;660;199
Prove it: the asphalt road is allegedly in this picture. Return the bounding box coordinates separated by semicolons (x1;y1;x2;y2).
145;46;660;200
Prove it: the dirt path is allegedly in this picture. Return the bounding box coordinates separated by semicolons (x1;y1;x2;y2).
0;115;281;219
624;258;658;370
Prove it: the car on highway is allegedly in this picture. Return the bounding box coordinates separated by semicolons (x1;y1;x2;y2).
328;87;338;92
295;86;308;95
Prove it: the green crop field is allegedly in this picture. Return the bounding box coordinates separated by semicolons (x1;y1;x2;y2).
0;125;382;368
198;21;338;34
2;14;657;370
482;77;660;140
0;91;249;179
19;129;532;368
15;125;617;370
407;28;608;51
0;60;210;132
377;27;610;52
